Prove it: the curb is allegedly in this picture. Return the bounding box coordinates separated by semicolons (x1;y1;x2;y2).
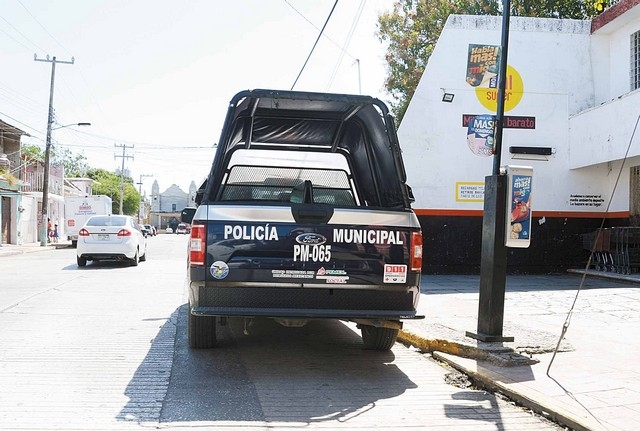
433;352;607;431
397;329;607;431
398;329;538;366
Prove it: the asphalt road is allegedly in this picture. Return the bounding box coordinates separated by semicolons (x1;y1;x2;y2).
0;234;563;430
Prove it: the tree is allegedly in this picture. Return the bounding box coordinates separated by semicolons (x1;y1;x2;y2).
54;147;89;178
20;143;89;177
86;168;140;216
377;0;599;123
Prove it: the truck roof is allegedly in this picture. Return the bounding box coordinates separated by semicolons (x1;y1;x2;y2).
203;89;413;209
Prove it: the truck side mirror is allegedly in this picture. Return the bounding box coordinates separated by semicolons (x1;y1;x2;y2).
181;207;196;224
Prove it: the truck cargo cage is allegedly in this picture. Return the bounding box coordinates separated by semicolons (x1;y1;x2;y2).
582;227;640;274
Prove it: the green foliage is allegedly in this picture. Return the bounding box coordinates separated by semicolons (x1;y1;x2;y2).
378;0;599;124
20;143;89;177
21;144;44;161
53;147;89;177
86;168;141;216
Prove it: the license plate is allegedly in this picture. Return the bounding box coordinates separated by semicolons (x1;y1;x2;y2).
97;234;109;241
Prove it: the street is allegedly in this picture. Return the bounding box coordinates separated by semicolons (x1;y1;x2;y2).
0;234;562;430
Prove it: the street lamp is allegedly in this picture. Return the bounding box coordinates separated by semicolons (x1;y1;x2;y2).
40;122;91;246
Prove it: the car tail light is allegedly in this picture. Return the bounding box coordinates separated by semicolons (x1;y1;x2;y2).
189;224;206;266
410;231;423;272
78;228;90;237
117;229;132;237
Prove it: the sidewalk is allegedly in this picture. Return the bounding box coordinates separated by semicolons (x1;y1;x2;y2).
401;273;640;431
2;243;637;430
0;240;71;257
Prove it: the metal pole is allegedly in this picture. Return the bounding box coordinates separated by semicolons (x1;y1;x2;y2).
466;0;514;343
492;0;512;176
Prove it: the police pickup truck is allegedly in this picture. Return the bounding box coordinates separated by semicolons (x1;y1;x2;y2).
181;89;423;351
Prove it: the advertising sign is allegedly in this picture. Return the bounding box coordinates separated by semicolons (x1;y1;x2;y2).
505;166;533;248
466;44;500;87
466;114;495;157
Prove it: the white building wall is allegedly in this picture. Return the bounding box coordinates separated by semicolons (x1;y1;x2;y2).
399;14;638;215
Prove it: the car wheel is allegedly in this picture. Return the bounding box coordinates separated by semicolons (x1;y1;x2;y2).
130;249;139;266
188;310;217;348
360;324;399;351
77;256;87;267
71;240;77;248
140;249;146;262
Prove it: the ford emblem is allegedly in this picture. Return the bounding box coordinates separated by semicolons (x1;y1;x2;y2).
295;233;327;245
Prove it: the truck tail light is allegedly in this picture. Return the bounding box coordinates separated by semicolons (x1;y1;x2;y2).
189;224;206;266
117;229;132;237
78;228;90;237
410;231;423;272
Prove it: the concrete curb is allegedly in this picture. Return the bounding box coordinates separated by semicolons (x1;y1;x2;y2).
433;352;608;431
397;328;609;431
398;329;538;366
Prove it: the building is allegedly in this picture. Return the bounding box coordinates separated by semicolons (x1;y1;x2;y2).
398;1;640;273
0;120;26;245
149;180;197;229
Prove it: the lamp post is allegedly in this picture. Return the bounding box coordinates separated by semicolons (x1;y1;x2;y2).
40;122;91;246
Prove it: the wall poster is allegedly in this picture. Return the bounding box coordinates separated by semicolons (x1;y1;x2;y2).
505;165;533;248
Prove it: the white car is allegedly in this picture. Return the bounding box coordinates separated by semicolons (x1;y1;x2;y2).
165;227;173;234
76;215;147;267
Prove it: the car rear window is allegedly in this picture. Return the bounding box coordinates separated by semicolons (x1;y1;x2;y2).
87;216;128;226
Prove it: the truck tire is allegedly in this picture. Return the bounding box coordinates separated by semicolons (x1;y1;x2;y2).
188;311;217;348
360;325;399;351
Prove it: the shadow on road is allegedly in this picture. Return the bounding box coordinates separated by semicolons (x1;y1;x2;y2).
118;304;418;425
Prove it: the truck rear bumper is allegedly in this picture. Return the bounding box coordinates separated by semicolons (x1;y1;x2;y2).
190;285;419;320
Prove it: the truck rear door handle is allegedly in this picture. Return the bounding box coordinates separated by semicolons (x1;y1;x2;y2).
291;206;334;224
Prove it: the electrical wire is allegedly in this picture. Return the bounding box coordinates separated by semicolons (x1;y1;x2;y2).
16;0;74;58
284;0;357;61
545;111;640;429
326;0;365;91
291;0;339;90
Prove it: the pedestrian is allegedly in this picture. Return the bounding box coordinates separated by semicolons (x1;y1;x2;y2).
47;218;52;243
53;224;59;243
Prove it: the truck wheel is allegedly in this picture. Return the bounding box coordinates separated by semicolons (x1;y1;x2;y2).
360;325;399;351
188;311;217;348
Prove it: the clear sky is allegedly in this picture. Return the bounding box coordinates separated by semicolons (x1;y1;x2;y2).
1;0;395;197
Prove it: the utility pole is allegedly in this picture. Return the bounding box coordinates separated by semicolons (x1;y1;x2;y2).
34;55;74;246
137;173;153;223
114;143;134;215
466;0;514;343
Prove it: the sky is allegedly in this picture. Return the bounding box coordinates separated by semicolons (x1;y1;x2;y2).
1;0;396;197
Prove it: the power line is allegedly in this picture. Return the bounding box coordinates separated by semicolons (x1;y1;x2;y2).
16;0;73;57
284;0;356;61
291;0;339;90
326;0;365;91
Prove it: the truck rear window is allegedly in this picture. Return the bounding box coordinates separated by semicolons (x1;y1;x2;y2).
220;165;357;206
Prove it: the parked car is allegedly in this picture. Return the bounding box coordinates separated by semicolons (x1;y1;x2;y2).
76;215;147;267
140;225;151;237
144;224;157;236
165;227;173;234
176;223;188;234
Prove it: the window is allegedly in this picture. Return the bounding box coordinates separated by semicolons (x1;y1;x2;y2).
172;204;177;212
632;30;640;91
